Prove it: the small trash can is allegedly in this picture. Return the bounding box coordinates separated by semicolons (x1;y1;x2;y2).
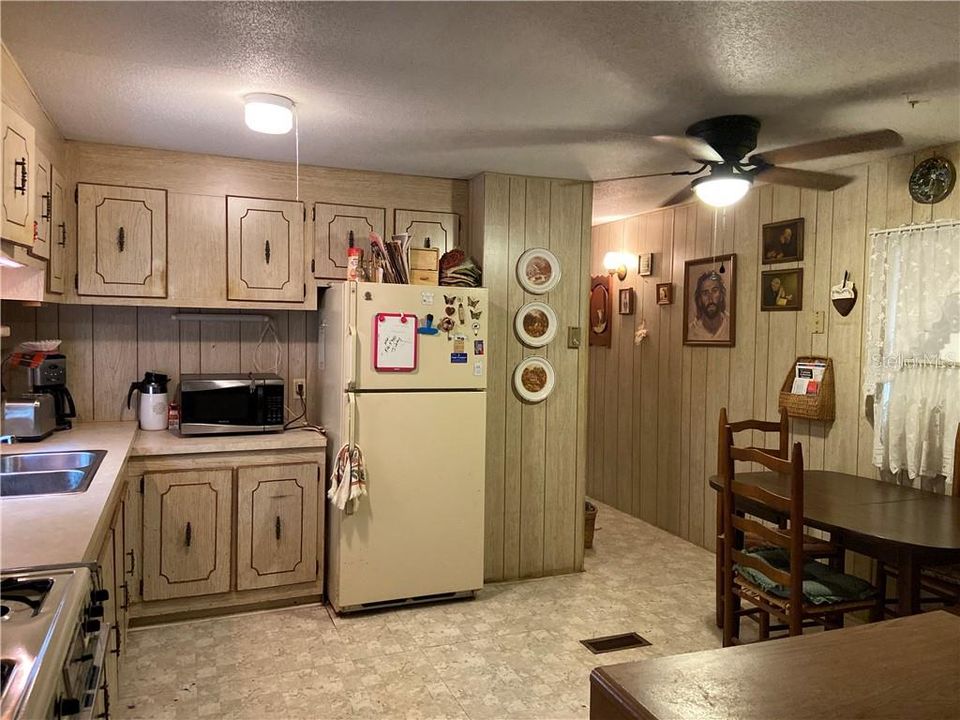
584;501;598;549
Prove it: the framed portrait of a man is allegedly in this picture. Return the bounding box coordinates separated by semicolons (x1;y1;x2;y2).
683;254;736;346
762;218;804;264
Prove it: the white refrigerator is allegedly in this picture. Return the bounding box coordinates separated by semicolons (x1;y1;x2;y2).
318;282;487;612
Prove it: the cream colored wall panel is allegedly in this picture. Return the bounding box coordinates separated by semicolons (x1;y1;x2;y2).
313;202;385;279
1;102;36;246
77;183;167;297
393;209;459;253
226;196;305;303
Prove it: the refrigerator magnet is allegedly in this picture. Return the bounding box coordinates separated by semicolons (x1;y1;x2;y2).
474;360;484;377
513;356;556;403
417;314;439;335
374;313;419;372
453;334;466;354
474;340;484;356
450;352;468;364
515;302;558;348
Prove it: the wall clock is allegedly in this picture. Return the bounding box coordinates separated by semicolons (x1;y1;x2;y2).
908;156;956;204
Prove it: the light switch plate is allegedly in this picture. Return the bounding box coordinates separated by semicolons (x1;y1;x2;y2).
567;326;582;348
811;311;825;334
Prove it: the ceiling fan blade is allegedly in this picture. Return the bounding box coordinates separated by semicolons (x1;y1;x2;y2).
750;129;902;166
660;184;695;207
653;135;724;163
756;166;853;191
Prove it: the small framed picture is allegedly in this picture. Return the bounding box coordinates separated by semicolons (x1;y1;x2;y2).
656;283;673;305
618;288;635;315
683;254;736;346
762;218;804;264
760;268;804;311
589;275;612;347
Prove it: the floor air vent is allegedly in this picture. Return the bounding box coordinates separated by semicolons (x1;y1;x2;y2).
580;632;651;654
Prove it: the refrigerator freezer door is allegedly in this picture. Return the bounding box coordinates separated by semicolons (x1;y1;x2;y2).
329;390;485;610
352;282;488;391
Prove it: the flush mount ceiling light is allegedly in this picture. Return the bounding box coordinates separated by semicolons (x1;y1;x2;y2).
244;93;294;134
691;166;753;208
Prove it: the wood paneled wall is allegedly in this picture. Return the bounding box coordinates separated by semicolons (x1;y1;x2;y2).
0;303;318;425
469;173;592;582
587;143;960;560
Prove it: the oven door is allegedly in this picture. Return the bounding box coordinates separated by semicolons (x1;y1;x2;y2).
179;378;265;434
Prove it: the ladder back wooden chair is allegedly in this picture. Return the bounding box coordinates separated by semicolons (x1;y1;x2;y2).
714;408;838;628
721;438;883;646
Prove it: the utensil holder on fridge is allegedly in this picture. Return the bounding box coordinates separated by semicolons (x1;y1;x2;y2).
778;356;836;421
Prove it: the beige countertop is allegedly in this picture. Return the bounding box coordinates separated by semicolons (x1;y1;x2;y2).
130;428;326;456
1;421;139;569
2;424;327;570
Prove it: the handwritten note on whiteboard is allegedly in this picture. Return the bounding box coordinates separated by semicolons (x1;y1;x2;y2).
374;313;418;372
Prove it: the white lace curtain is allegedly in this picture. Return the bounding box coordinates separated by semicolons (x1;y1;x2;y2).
863;221;960;494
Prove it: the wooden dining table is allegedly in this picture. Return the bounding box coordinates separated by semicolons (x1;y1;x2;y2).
707;470;960;616
589;611;960;720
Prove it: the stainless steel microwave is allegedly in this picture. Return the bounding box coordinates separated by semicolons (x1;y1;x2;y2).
178;374;284;435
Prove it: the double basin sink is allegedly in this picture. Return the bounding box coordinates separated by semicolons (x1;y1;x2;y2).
0;450;106;497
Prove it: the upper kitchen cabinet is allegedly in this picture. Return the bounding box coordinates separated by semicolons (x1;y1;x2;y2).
47;167;67;294
1;103;37;247
394;209;459;253
77;183;168;298
227;196;305;302
313;202;385;280
29;148;51;260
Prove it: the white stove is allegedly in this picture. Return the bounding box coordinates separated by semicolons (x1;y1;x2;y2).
1;565;110;720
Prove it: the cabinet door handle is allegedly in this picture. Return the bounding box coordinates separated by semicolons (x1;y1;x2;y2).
275;515;281;541
185;521;192;547
264;239;271;265
58;224;66;247
13;158;27;195
111;624;121;655
42;193;51;220
120;582;129;611
126;549;135;576
117;226;125;252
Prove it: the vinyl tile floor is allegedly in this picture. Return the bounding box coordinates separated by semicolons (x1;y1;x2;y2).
116;501;727;720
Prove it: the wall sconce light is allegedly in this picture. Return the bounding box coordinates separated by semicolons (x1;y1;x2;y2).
603;251;628;281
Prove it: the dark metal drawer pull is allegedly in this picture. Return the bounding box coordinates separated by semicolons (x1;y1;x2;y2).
58;224;66;247
185;521;192;547
126;549;135;576
117;226;125;252
264;239;271;264
275;515;281;541
13;158;27;195
42;193;51;220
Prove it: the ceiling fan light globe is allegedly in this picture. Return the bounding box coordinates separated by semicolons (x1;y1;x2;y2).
244;93;294;134
691;175;752;207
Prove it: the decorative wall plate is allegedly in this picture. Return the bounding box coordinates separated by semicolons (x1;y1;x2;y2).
909;156;956;204
513;356;556;403
514;302;558;348
516;248;561;294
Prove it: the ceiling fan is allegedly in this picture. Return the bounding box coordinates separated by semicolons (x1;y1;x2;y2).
603;115;903;207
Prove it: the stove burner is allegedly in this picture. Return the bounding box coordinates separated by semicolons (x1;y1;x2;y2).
1;659;14;697
0;578;54;618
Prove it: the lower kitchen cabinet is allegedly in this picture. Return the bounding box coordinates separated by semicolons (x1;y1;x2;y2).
123;444;325;624
94;496;127;714
141;468;233;601
236;463;319;591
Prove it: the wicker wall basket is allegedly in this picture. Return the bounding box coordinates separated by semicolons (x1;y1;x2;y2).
778;356;836;422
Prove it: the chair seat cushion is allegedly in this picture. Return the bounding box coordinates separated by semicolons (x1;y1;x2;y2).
735;547;877;606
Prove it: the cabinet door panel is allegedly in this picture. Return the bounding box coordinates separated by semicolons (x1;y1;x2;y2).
1;103;36;246
77;183;167;297
313;203;385;280
96;525;118;708
30;149;51;259
142;469;233;601
236;463;318;590
227;196;304;302
47;167;66;294
393;209;459;254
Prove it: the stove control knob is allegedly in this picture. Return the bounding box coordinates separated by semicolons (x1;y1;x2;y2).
59;697;82;716
83;619;101;634
90;589;109;604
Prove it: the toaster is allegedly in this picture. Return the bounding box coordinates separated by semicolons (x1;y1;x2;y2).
2;394;57;442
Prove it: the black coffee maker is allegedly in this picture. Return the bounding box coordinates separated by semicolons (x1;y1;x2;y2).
28;353;76;431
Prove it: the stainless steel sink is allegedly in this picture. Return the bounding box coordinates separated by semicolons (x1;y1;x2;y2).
0;450;106;497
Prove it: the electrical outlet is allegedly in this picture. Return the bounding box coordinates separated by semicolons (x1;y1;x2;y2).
293;378;307;398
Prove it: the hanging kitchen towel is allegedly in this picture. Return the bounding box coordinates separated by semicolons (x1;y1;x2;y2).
328;443;368;513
